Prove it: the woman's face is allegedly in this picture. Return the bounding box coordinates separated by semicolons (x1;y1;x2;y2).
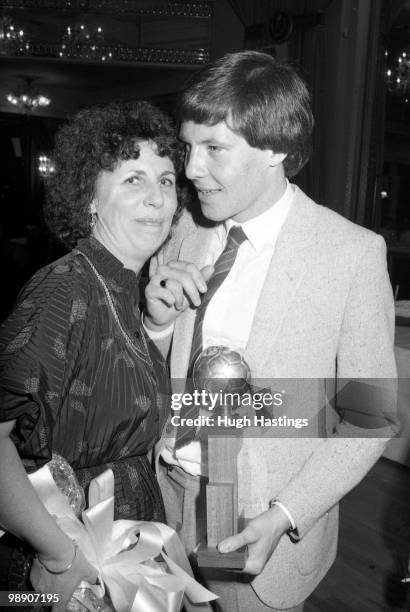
91;141;178;272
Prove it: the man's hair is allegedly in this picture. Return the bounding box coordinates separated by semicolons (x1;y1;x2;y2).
178;51;314;177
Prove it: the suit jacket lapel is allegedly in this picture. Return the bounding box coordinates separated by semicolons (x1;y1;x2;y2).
245;187;318;377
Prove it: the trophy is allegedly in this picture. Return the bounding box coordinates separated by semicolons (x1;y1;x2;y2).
192;346;251;569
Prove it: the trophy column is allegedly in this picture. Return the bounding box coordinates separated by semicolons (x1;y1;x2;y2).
197;434;245;568
192;345;250;570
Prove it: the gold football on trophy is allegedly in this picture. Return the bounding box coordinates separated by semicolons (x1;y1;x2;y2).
192;345;251;397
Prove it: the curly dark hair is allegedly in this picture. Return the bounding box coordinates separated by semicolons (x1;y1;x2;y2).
45;100;186;248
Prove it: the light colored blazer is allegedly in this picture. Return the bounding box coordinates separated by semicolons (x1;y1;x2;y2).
155;186;397;608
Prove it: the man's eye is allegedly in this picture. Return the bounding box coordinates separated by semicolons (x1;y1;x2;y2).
161;177;175;187
126;176;141;184
208;145;222;153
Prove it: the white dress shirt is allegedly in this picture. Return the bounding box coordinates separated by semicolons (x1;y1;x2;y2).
160;181;295;475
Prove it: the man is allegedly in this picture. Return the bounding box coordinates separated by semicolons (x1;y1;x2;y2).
144;51;397;611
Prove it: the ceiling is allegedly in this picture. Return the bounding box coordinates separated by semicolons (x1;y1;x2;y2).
0;55;200;117
1;0;409;121
0;2;212;118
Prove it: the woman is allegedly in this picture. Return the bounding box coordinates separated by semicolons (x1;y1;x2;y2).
0;100;184;608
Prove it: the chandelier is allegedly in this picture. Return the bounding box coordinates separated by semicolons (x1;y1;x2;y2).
385;50;410;99
60;23;108;61
38;155;55;177
0;15;26;55
7;92;50;110
6;78;51;112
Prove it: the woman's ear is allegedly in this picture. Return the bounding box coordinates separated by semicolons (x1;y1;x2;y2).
89;198;98;231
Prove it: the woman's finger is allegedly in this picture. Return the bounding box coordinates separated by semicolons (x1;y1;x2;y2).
149;256;159;279
160;278;186;310
154;265;203;307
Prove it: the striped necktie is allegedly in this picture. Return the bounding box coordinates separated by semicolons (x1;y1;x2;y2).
175;224;247;449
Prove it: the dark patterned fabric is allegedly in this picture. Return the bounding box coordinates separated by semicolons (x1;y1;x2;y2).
0;236;169;589
75;455;165;522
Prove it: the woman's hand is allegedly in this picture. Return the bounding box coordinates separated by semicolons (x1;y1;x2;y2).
0;423;98;612
31;543;98;612
145;259;214;331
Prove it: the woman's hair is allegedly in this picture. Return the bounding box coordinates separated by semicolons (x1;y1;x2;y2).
45;100;186;248
178;50;314;177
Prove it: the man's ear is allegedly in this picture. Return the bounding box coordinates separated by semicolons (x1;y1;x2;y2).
269;152;287;167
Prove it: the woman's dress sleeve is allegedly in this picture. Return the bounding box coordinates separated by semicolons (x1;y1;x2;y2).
0;260;91;463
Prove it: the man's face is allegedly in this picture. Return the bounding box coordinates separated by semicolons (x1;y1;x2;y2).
179;120;283;223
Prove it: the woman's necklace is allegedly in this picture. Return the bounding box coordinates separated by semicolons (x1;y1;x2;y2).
74;250;153;367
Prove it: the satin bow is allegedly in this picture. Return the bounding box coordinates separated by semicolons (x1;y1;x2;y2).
29;465;217;612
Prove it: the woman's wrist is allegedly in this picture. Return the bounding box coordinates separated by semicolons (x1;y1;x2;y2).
142;312;175;337
37;539;77;574
142;311;173;333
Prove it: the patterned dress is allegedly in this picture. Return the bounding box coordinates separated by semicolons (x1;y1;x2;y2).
0;236;169;589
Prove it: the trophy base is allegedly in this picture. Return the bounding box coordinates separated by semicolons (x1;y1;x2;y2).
196;544;246;569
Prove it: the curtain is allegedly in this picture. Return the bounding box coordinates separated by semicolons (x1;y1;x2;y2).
227;0;385;226
228;0;327;201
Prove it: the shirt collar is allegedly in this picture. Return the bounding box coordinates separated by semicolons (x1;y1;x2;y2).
75;236;140;294
222;180;294;250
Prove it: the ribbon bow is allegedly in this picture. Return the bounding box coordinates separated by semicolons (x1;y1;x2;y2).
30;465;217;612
